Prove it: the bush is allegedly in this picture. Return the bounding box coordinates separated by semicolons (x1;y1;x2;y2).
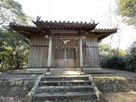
0;30;29;71
106;54;127;70
127;46;136;72
100;55;109;68
101;55;127;70
99;42;136;72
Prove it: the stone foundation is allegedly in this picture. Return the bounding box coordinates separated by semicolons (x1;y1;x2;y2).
0;76;135;101
0;79;35;101
94;77;136;93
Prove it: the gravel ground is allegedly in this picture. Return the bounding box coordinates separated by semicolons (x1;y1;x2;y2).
0;69;40;80
0;68;135;80
91;68;136;78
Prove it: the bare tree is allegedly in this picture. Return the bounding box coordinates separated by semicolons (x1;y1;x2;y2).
102;0;125;53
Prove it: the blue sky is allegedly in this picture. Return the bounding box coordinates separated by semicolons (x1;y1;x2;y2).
15;0;136;50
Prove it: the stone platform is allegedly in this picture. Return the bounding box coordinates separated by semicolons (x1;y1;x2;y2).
0;68;136;102
26;68;115;75
26;75;102;102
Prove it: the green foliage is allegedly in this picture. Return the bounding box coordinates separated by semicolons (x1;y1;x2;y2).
117;0;136;26
99;43;119;68
0;0;30;26
99;42;136;72
106;55;127;70
0;30;30;71
0;0;31;71
127;45;136;71
118;49;127;56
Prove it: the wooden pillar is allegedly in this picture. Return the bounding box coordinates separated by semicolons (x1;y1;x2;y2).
79;36;85;74
75;48;78;68
46;35;52;75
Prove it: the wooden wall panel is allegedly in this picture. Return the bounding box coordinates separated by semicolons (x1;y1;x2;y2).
28;46;32;67
28;34;100;68
85;35;101;68
28;46;48;67
28;34;79;68
75;49;80;67
28;34;49;67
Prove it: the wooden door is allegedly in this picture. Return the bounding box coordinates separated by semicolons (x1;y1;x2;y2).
55;48;75;68
55;48;65;67
65;48;75;67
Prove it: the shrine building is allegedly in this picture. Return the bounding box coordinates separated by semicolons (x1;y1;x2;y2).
10;19;117;74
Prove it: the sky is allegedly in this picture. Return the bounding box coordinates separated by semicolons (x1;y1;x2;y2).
15;0;110;24
15;0;136;50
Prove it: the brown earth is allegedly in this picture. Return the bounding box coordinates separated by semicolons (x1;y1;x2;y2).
104;91;136;102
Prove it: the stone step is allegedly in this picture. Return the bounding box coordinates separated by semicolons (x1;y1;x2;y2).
39;80;91;86
36;85;94;93
33;92;97;102
41;76;89;81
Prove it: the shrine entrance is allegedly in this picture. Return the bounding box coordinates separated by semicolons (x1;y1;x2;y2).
55;47;76;68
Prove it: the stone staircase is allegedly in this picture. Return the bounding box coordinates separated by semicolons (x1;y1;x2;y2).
29;75;100;102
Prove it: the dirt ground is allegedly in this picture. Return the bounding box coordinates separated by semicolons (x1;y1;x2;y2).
104;91;136;102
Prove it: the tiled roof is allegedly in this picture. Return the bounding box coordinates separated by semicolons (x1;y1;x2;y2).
9;20;117;41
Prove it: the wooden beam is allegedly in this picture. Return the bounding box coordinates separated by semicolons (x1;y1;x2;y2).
50;30;79;34
96;33;112;35
54;46;78;48
36;26;50;34
53;35;79;39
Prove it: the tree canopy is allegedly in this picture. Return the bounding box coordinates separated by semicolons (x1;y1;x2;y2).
117;0;136;26
0;0;30;70
0;30;29;70
0;0;30;28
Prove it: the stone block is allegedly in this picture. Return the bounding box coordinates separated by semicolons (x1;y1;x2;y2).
0;81;3;86
20;91;28;97
22;86;28;91
8;92;19;97
23;80;29;86
2;91;8;97
3;81;10;86
11;86;18;92
10;80;16;86
94;77;132;93
17;87;22;92
0;79;35;101
16;80;23;86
